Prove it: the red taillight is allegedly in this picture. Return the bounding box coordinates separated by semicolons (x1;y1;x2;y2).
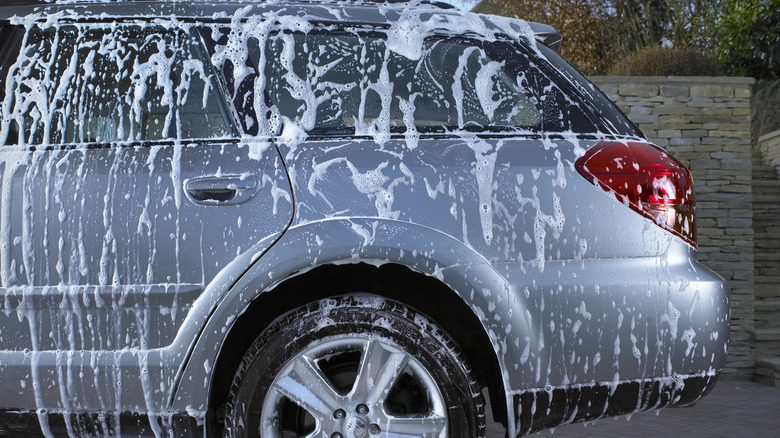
575;141;696;247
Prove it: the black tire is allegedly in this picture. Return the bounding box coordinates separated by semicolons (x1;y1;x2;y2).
224;294;486;437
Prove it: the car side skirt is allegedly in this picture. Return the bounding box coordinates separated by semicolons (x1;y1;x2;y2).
0;411;201;438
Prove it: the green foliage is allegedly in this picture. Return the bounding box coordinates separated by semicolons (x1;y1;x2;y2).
608;45;722;76
716;0;780;79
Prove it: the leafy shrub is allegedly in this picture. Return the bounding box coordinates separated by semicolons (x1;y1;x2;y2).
716;0;780;79
607;45;722;76
474;0;623;75
476;0;725;75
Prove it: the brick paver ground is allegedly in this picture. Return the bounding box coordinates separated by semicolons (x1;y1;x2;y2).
485;378;780;437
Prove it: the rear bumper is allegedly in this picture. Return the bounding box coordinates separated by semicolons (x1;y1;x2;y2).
497;254;729;384
490;250;729;436
510;373;719;436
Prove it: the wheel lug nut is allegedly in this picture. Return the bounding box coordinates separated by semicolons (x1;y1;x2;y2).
369;423;381;435
334;409;346;419
356;404;369;414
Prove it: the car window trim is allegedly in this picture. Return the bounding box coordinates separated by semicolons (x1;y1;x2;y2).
189;26;242;139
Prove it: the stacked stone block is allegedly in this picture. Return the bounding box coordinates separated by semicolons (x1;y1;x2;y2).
591;76;756;377
758;130;780;176
752;132;780;385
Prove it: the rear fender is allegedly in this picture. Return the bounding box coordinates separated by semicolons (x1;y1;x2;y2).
171;218;528;428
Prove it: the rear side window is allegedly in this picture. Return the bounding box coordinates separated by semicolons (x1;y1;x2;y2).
202;25;639;137
263;33;543;134
0;24;232;146
276;33;543;134
203;28;548;136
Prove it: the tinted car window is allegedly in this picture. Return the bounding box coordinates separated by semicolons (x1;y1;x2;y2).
205;28;581;135
263;32;543;133
0;25;23;145
0;25;231;146
534;43;641;137
202;26;642;138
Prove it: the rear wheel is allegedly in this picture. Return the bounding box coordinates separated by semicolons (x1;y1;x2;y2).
224;295;486;437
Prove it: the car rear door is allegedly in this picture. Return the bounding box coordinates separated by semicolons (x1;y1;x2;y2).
0;21;293;412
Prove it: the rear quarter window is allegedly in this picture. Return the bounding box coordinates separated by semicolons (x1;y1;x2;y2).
533;43;641;137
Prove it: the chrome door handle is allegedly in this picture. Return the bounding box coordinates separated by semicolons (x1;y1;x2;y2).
184;175;260;206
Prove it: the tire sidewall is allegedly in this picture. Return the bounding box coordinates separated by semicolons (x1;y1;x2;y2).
224;295;483;437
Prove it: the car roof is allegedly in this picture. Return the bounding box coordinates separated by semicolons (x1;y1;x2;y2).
0;0;562;50
0;1;404;22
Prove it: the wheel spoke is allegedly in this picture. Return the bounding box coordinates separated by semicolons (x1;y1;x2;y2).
352;339;410;405
384;414;448;437
272;354;343;421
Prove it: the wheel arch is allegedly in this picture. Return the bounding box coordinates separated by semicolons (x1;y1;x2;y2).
209;263;507;430
173;218;525;432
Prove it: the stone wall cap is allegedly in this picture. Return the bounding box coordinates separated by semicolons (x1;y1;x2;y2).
590;76;757;85
758;129;780;143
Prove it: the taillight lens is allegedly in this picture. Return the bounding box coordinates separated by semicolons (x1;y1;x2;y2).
575;141;696;247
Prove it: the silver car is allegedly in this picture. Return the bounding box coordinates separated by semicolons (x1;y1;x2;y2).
0;1;729;437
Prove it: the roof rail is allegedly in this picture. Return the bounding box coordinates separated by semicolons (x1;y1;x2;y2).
2;0;126;4
0;0;456;10
383;0;457;8
22;0;458;5
6;0;562;51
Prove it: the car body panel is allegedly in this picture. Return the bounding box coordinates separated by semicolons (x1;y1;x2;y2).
0;140;293;413
173;217;516;412
173;135;729;432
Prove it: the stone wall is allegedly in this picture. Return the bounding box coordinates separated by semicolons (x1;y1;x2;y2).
758;130;780;175
591;76;756;376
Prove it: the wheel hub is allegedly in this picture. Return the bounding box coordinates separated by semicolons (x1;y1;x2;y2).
344;413;368;438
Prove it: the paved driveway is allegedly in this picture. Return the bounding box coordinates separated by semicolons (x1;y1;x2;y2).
486;378;780;437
